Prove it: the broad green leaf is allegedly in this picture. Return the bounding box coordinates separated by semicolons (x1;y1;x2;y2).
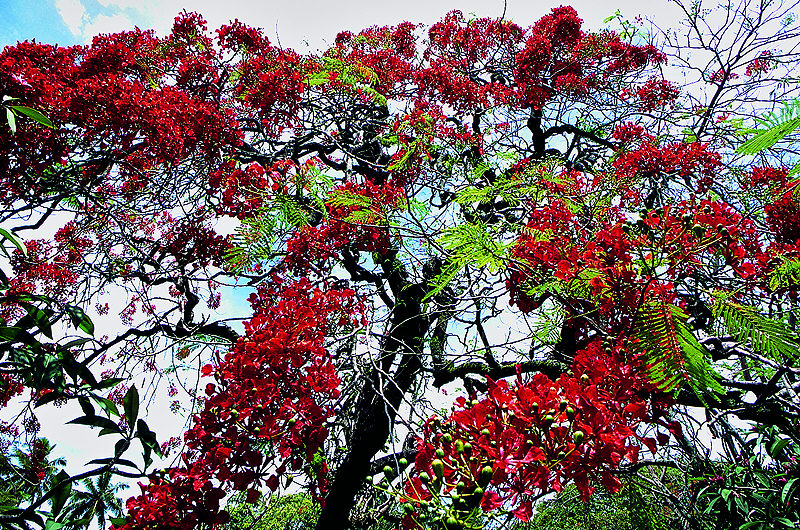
0;228;27;256
5;108;16;134
66;305;94;335
123;385;139;427
68;415;123;433
782;477;799;504
10;105;54;128
49;470;71;517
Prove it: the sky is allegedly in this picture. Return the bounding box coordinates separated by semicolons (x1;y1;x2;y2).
1;0;684;51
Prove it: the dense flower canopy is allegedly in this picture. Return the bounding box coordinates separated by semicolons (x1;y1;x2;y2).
1;3;799;530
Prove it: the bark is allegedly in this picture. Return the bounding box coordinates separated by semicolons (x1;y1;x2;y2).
316;254;430;530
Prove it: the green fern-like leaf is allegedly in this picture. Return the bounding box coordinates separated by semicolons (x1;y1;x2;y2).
713;295;798;361
632;302;723;399
224;214;280;272
326;190;374;210
737;99;800;155
274;195;313;228
424;221;510;300
770;258;800;290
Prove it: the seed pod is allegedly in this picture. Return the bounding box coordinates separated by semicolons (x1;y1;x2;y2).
543;415;555;426
573;430;585;444
419;471;430;483
692;224;705;238
479;465;494;486
436;448;445;458
383;465;394;478
463;442;472;456
566;407;576;420
559;400;568;412
399;457;408;467
442;433;453;444
455;440;465;454
432;459;444;479
580;374;590;385
480;428;490;437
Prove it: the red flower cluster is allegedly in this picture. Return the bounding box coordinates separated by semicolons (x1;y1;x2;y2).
401;340;675;528
612;132;721;195
115;278;361;530
746;166;800;246
332;22;418;94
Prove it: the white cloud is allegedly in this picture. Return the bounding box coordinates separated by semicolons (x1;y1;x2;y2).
97;0;142;8
81;12;135;40
54;0;86;36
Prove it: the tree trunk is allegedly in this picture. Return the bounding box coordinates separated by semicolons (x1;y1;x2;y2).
316;273;428;530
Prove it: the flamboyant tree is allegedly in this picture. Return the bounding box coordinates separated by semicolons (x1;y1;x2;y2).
1;1;800;529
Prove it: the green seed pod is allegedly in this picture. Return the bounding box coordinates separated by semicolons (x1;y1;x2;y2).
479;465;494;486
480;428;490;437
566;407;576;420
558;400;568;412
573;430;585;444
455;440;465;454
543;415;555;426
399;457;408;467
383;465;393;478
456;481;465;492
419;471;430;483
463;442;472;456
580;374;590;385
436;448;445;458
432;459;444;479
692;224;705;238
442;433;453;444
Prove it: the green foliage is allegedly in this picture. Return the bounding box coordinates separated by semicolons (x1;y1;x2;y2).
3;96;55;135
694;426;800;530
305;56;386;105
631;302;724;398
713;294;798;362
456;176;541;207
60;471;127;530
425;220;510;300
769;257;800;291
225;169;332;273
736;99;800;156
513;481;673;530
224;493;320;530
